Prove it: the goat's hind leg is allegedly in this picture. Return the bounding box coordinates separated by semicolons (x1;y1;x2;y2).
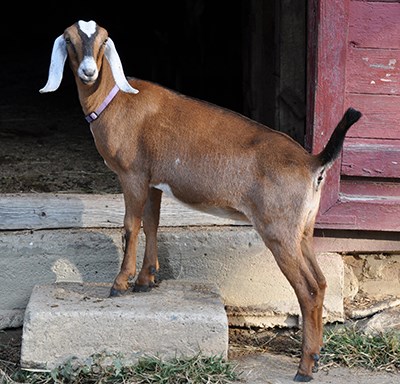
278;244;322;382
134;187;162;292
257;229;323;382
301;231;327;367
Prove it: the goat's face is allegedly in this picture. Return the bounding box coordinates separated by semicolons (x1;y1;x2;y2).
40;20;138;94
64;20;109;86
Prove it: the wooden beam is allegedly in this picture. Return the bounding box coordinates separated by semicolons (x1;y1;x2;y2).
2;193;400;253
0;193;248;231
314;229;400;253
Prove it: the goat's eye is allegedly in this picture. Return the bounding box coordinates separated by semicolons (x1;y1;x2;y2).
103;39;108;46
65;37;71;44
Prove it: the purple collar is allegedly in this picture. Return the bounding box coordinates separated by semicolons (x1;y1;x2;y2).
85;84;119;123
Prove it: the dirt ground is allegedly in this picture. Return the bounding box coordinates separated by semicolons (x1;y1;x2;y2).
229;328;399;383
0;87;121;195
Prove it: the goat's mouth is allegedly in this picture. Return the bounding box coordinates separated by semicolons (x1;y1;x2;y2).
80;77;97;85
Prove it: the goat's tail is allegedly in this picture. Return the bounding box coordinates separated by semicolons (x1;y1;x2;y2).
316;107;362;168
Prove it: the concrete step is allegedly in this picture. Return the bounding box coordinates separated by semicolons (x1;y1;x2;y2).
21;280;228;370
1;227;345;330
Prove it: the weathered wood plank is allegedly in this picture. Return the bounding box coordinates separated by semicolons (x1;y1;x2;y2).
0;193;248;231
345;94;400;140
342;140;400;178
341;179;400;198
314;228;400;253
349;1;400;49
316;198;400;231
346;47;400;95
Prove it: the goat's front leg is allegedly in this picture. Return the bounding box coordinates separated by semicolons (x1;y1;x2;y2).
134;187;162;292
110;180;148;297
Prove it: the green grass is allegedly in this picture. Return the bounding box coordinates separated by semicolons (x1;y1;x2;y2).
4;352;240;384
2;326;400;383
321;325;400;373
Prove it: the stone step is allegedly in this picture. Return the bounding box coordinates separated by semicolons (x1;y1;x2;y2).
21;280;228;370
1;227;345;330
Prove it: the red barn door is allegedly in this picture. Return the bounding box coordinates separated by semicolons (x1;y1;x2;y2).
307;0;400;231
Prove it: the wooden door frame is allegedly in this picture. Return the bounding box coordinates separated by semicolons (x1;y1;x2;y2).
306;0;348;213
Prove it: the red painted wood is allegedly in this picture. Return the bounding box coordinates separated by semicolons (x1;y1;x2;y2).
346;47;400;95
309;0;400;232
342;141;400;177
349;1;400;49
341;179;400;198
344;94;400;140
307;0;349;214
315;198;400;231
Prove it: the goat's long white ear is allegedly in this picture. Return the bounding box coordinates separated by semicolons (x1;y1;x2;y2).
105;38;139;94
40;35;67;93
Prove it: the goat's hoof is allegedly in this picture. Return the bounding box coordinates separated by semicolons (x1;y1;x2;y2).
109;287;128;297
312;354;320;373
133;283;152;293
133;279;159;293
293;372;313;382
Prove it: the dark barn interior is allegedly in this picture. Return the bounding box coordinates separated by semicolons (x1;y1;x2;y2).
0;1;306;194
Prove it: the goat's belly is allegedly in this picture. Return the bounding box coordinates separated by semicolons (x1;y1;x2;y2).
151;183;249;223
187;204;249;222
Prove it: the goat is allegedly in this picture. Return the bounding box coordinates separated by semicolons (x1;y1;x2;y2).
40;20;362;382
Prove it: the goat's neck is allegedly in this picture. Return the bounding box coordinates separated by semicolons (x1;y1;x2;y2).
75;61;116;117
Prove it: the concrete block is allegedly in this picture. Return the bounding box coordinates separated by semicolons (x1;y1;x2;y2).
155;228;345;327
0;228;124;329
20;280;228;370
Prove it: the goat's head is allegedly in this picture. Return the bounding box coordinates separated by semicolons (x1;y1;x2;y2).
40;20;139;94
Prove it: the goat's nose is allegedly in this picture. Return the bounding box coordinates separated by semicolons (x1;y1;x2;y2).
83;68;96;77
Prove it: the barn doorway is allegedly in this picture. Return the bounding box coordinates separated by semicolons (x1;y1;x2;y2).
0;1;306;194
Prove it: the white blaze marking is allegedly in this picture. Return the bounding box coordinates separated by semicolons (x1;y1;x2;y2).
78;20;97;38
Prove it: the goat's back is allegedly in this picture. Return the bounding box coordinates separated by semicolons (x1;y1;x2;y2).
96;78;319;224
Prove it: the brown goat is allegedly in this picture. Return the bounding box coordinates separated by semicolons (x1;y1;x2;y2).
40;20;362;382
